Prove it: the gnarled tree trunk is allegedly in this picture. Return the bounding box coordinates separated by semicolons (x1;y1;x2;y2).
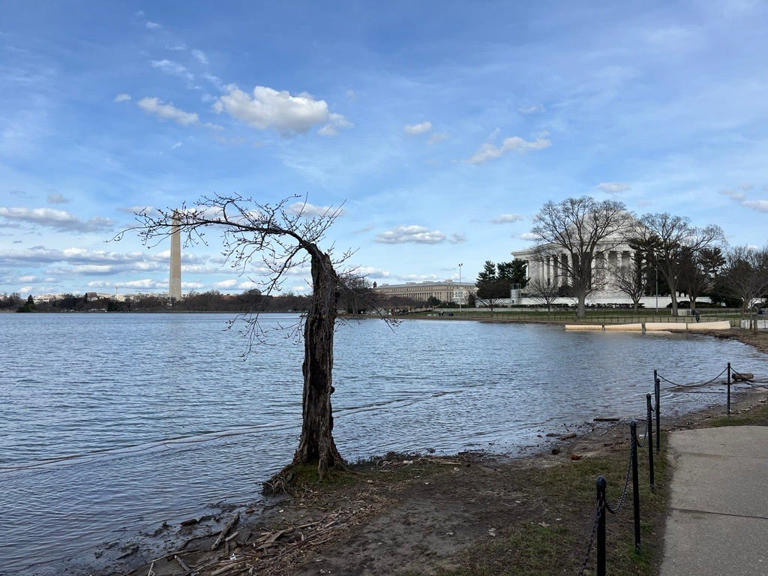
292;244;345;479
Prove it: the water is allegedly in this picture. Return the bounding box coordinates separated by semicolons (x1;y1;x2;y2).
0;313;765;574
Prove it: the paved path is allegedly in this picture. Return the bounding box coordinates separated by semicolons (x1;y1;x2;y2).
661;426;768;576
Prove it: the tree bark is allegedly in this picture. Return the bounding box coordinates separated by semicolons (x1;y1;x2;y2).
292;245;344;479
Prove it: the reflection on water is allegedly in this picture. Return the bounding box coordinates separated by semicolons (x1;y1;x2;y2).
0;313;764;574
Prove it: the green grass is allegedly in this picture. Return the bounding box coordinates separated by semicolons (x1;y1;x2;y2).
422;443;669;576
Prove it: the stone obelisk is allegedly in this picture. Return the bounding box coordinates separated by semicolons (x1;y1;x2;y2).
169;211;182;301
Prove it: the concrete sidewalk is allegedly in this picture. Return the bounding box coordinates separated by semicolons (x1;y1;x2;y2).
660;426;768;576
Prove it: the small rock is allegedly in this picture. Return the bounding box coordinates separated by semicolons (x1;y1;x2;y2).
570;454;582;461
488;527;496;537
551;448;560;455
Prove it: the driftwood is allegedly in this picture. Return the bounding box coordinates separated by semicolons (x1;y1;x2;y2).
211;513;240;551
146;561;155;576
174;555;191;572
733;372;754;382
593;417;620;422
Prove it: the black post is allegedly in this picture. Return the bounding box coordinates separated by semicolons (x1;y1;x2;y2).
727;362;732;416
646;393;655;492
630;421;641;554
654;372;661;454
596;476;607;576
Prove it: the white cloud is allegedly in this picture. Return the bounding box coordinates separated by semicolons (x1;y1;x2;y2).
468;135;551;164
215;279;238;289
375;225;446;244
190;49;208;65
520;232;538;240
214;85;340;134
449;233;466;244
518;104;544;114
46;193;69;204
743;200;768;212
18;275;37;282
286;202;341;218
137;97;199;126
596;182;630;194
171;141;182;150
491;213;523;224
145;21;161;30
150;59;194;83
0;207;113;232
114;93;132;103
720;188;768;213
404;121;432;135
318;113;353;136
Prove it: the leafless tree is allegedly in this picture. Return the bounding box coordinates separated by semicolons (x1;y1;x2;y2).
611;258;647;311
531;197;631;317
636;213;723;316
723;245;768;316
119;194;360;482
525;276;561;316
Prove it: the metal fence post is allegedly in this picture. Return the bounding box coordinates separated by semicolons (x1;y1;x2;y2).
654;372;661;454
727;362;732;416
630;421;641;554
646;393;655;492
596;476;607;576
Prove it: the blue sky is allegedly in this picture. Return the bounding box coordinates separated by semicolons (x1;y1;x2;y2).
1;0;767;296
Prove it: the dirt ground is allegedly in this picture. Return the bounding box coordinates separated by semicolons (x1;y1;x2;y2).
103;330;767;576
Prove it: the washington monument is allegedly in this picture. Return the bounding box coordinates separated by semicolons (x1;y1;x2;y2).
169;211;182;300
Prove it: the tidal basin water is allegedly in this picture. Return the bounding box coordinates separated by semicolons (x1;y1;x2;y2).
1;313;765;574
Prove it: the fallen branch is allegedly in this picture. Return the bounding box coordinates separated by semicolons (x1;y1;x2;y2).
211;513;240;551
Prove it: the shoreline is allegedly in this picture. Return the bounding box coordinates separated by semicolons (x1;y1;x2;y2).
102;329;768;576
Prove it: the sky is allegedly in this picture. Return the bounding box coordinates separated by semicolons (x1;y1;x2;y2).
1;0;767;297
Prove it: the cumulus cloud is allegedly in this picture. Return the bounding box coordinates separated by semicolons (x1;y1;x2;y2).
0;246;211;277
145;21;161;30
150;59;194;83
214;85;345;135
375;225;446;244
46;193;69;204
404;121;432;135
215;279;238;289
114;93;132;103
520;232;538;240
0;207;113;232
720;188;768;213
138;97;199;126
449;233;466;244
491;213;523;224
468;134;551;164
596;182;630;195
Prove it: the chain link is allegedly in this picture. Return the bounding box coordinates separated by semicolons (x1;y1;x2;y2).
577;504;601;576
605;449;633;515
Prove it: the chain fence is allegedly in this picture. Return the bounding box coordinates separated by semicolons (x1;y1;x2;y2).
577;361;767;575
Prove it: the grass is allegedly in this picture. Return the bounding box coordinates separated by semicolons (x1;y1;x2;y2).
708;401;768;427
426;442;669;576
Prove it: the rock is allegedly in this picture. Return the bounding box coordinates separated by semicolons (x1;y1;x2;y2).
551;448;560;455
570;454;582;461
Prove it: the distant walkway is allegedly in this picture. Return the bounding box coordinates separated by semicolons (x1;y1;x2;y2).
661;426;768;575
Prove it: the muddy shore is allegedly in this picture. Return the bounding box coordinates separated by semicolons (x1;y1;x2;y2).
80;330;767;576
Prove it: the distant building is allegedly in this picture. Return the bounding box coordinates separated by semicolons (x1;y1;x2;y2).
374;280;477;305
169;212;182;300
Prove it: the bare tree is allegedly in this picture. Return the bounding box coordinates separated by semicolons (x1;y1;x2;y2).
637;213;723;316
120;194;356;482
611;257;647;311
531;197;631;318
723;245;768;316
525;276;560;316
